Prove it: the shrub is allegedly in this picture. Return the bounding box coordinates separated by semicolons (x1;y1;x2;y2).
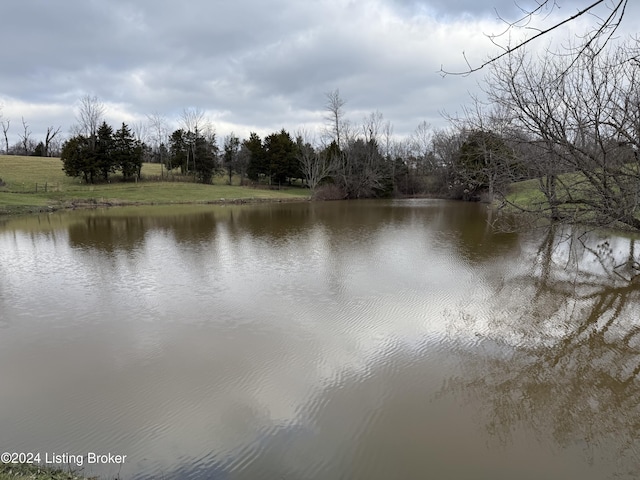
313;184;346;200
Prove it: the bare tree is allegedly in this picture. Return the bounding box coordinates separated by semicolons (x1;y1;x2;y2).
426;127;470;195
487;41;640;229
324;89;347;149
180;107;208;135
296;128;336;193
361;110;385;144
410;120;436;175
75;95;106;147
179;108;218;183
381;118;393;158
76;95;105;137
442;0;629;76
445;100;518;203
180;107;209;179
147;112;169;178
44;126;61;157
0;117;8;155
131;121;148;144
336;133;389;199
19;117;32;155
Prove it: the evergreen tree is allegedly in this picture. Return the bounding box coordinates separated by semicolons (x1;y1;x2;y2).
33;142;45;157
244;132;266;181
455;130;514;201
96;122;115;181
113;123;143;180
264;129;300;185
223;134;240;185
61;135;97;183
193;131;219;184
169;129;188;174
168;128;218;183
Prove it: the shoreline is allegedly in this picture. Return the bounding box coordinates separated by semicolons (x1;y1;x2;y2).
0;194;311;219
0;192;455;220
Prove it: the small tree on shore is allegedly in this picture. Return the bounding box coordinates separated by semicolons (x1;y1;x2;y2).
61;135;97;183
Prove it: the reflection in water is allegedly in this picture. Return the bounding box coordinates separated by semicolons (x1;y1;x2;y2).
0;200;639;479
445;226;640;479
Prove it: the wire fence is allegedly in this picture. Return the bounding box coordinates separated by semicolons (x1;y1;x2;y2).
2;182;61;193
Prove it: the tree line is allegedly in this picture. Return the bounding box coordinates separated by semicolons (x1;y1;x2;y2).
0;111;62;157
5;30;640;232
0;90;547;203
52;95;437;200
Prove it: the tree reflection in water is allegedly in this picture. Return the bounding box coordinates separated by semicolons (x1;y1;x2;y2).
443;226;640;478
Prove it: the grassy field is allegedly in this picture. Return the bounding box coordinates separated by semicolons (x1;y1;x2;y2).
0;155;310;215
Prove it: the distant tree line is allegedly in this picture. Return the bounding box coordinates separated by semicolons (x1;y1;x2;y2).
0;108;62;157
10;36;640;233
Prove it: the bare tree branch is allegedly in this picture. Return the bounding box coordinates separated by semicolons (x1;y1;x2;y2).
486;40;640;229
76;94;106;138
441;0;627;76
324;89;346;149
19;117;32;155
45;126;61;157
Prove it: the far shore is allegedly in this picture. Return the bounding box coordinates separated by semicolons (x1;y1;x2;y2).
0;155;311;218
0;194;311;218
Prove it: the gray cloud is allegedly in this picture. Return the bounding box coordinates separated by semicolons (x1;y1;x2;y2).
0;0;636;147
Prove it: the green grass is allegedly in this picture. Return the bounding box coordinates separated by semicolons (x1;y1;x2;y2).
0;463;97;480
504;178;547;208
503;169;640;231
0;155;310;215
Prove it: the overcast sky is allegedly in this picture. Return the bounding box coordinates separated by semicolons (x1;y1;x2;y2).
0;0;636;148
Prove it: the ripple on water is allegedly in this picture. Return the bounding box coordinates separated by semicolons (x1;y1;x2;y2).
5;202;638;479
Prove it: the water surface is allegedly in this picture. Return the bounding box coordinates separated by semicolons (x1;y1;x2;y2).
0;199;639;479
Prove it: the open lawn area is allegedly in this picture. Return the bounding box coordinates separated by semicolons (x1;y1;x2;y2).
0;155;310;215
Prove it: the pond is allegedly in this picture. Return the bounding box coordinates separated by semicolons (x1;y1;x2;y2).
0;199;639;479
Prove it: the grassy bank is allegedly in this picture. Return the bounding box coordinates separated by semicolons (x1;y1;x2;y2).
0;155;310;215
503;178;546;208
0;463;97;480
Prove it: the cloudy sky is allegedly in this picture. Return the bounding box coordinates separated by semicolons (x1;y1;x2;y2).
0;0;635;148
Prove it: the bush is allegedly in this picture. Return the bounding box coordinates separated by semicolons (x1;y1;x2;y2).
313;184;346;200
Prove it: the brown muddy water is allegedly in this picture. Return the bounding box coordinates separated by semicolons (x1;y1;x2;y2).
0;199;639;479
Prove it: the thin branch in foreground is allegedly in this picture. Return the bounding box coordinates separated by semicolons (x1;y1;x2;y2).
440;0;625;76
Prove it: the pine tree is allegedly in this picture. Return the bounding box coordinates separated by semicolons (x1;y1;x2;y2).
61;135;97;183
114;123;143;181
244;132;266;181
96;122;115;181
